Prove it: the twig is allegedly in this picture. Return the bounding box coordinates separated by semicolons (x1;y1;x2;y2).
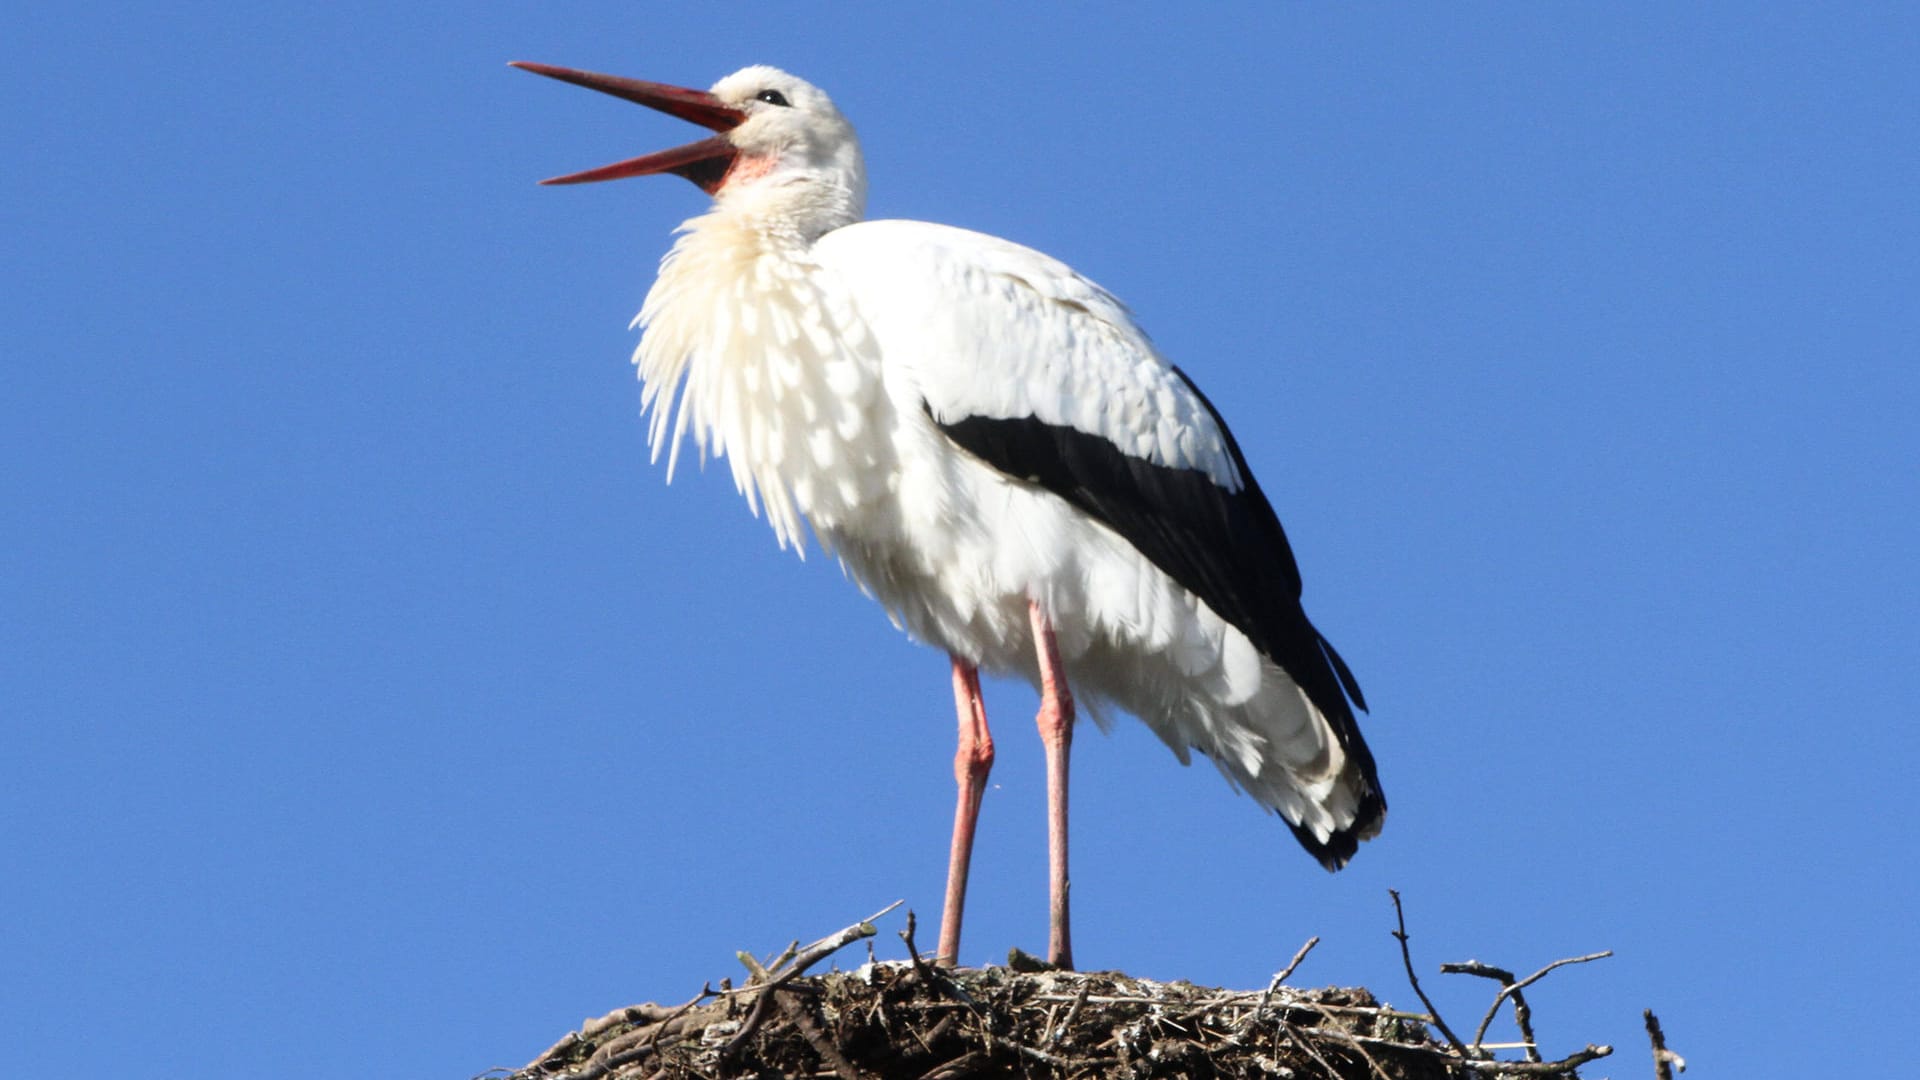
1278;1019;1345;1080
549;985;716;1080
530;1002;686;1072
1438;960;1519;1055
988;1033;1112;1069
1645;1009;1685;1079
1286;1023;1608;1075
764;940;801;977
1255;936;1321;1024
899;909;978;1009
1049;979;1091;1046
778;989;867;1080
782;902;902;980
646;985;714;1055
1445;951;1612;1061
1388;889;1467;1053
914;1011;958;1056
1454;1043;1613;1075
1030;991;1426;1022
899;910;935;981
1507;951;1612;997
722;901;903;1061
918;1050;986;1080
1325;1022;1393;1080
737;951;771;982
581;1003;679;1041
1274;934;1322;987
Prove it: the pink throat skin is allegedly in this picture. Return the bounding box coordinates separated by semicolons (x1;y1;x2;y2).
720;152;778;192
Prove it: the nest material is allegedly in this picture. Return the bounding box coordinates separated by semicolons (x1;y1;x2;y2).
515;963;1480;1080
496;904;1633;1080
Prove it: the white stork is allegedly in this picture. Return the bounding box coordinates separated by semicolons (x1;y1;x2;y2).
514;61;1385;970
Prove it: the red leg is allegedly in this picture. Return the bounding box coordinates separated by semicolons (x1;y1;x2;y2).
937;656;993;966
1029;600;1075;970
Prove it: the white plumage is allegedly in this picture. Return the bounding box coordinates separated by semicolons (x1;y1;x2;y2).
516;60;1385;969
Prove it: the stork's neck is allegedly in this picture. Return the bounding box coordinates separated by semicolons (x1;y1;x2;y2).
710;179;862;245
711;146;867;244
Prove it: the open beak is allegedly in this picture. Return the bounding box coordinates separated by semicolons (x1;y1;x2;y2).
511;62;745;192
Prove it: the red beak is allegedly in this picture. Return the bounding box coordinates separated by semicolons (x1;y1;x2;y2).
511;62;745;192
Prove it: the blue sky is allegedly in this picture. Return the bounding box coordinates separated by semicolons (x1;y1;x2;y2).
5;4;1916;1076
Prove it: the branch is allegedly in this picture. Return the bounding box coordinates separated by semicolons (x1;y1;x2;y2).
1645;1009;1686;1079
1388;890;1467;1053
1460;1043;1612;1075
1274;935;1322;986
1443;950;1610;1061
1254;935;1320;1026
898;909;935;981
539;983;716;1080
1506;952;1611;992
1277;1019;1347;1080
1047;979;1091;1046
721;901;902;1061
899;908;979;1009
988;1033;1115;1070
776;990;866;1080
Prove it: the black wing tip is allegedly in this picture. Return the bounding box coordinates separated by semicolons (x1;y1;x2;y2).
1288;788;1388;872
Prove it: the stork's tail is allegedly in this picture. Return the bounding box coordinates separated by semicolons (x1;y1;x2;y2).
1287;774;1386;871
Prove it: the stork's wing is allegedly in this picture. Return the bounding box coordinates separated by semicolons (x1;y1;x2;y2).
812;221;1371;748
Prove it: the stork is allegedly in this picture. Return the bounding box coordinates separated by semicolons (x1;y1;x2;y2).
513;61;1385;970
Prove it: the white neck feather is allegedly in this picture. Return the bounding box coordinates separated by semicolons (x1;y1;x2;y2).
633;207;888;554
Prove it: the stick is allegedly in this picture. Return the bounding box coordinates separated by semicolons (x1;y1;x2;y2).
1645;1009;1686;1079
530;1001;687;1071
580;1003;679;1041
1278;1019;1346;1080
764;940;800;976
1049;979;1091;1046
1255;936;1321;1025
899;909;935;981
1274;935;1322;987
555;985;716;1080
721;901;903;1060
778;989;866;1080
1445;951;1612;1060
1288;1025;1610;1075
1388;890;1467;1053
988;1033;1112;1069
1460;1044;1612;1075
899;908;979;1009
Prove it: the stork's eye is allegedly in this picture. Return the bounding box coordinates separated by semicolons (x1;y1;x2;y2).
755;89;791;107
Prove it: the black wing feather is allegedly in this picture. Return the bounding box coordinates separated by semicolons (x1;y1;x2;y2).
929;368;1383;868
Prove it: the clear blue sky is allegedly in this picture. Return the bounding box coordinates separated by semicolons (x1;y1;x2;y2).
5;4;1915;1077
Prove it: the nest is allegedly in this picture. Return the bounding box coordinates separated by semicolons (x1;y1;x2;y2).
492;904;1643;1080
516;963;1455;1080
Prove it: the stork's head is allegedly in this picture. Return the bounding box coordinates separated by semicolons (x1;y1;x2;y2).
512;62;866;238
